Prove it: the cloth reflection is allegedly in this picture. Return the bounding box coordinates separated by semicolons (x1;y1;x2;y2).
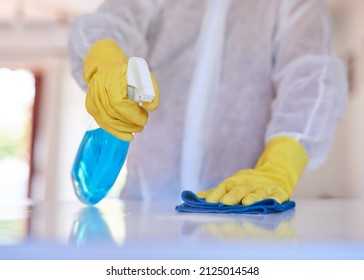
180;209;296;240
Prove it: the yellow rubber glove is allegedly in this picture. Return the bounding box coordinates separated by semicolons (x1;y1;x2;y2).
197;136;308;206
83;39;160;141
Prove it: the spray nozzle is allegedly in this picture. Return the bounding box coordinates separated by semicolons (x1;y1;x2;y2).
127;57;155;103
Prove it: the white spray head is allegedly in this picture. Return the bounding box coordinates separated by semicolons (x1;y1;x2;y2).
127;57;155;103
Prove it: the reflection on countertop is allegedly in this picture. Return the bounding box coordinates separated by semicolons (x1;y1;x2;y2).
0;198;364;259
0;199;297;246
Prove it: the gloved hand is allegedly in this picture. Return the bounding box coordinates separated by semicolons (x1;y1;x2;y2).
83;39;160;141
197;136;308;206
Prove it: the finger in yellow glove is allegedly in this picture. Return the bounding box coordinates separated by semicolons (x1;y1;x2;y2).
83;39;160;141
197;136;308;206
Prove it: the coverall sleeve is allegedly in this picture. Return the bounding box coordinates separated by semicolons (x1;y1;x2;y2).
267;0;348;169
68;0;163;90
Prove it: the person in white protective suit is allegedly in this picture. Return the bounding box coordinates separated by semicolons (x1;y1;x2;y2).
69;0;348;204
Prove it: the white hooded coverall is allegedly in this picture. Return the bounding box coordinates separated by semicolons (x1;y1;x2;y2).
69;0;348;200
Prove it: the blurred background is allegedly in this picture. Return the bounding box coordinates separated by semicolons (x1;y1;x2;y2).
0;0;364;205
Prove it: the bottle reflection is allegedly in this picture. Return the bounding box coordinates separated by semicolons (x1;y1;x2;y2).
69;201;126;246
180;209;296;240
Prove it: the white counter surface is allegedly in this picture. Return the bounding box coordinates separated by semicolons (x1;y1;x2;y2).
0;198;363;259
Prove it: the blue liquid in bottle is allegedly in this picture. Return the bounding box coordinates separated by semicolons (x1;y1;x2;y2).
71;128;130;205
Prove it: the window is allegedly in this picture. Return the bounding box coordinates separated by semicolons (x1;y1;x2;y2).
0;68;35;201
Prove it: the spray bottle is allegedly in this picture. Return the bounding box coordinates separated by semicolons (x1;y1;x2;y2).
71;57;155;205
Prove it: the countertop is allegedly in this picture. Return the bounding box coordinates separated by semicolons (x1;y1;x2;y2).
0;198;363;259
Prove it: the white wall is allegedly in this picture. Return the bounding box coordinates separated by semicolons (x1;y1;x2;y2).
52;62;89;202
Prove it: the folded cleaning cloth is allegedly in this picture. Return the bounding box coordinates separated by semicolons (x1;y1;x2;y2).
175;190;295;214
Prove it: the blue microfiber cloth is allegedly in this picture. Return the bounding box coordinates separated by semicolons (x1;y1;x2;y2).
175;190;295;214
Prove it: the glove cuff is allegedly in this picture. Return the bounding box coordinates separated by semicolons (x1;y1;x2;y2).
255;136;309;191
83;39;128;84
